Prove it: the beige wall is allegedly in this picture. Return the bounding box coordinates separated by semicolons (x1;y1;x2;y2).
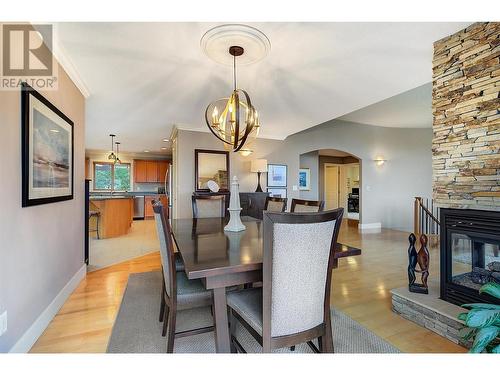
173;121;433;232
173;129;284;218
432;22;500;210
0;54;85;351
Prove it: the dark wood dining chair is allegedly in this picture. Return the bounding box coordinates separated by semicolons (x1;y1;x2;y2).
290;198;325;213
227;208;344;353
264;196;287;213
192;194;226;218
152;200;214;352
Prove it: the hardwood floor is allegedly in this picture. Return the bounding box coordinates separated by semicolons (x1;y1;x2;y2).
30;220;465;353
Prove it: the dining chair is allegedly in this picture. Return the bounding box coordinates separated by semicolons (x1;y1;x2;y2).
152;200;214;352
264;196;287;213
227;208;344;353
290;198;325;213
192;194;226;218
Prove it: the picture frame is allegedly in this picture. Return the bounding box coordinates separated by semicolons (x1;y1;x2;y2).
194;149;230;192
299;168;311;191
267;187;287;198
21;83;74;207
267;164;287;187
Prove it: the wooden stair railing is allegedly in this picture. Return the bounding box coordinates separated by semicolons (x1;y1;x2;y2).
413;197;440;239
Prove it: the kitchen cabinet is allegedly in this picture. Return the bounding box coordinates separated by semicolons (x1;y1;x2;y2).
144;196;155;218
144;194;168;218
158;161;169;183
134;159;170;183
134;160;148;183
146;161;158;182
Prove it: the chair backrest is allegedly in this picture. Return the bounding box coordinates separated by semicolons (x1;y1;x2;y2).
264;196;287;213
290;198;325;213
152;200;176;301
262;208;344;340
192;194;226;218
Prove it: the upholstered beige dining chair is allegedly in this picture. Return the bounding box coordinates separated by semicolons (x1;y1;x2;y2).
192;194;226;218
152;201;214;352
227;208;344;353
290;198;325;213
264;196;287;212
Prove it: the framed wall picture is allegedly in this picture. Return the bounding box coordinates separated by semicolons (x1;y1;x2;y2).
267;187;287;198
194;149;230;192
21;83;74;207
267;164;287;187
299;168;311;190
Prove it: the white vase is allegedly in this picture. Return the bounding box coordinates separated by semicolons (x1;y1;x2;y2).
224;176;246;232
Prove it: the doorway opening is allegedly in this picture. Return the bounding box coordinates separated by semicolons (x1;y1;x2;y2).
299;149;361;224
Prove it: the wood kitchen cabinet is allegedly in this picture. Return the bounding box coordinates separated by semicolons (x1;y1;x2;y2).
144;196;155;218
144;194;168;218
146;161;158;182
134;160;148;183
158;161;169;183
134;159;170;183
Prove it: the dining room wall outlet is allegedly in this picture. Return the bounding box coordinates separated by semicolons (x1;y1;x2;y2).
0;311;7;336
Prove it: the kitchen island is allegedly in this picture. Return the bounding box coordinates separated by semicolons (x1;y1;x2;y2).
90;196;134;239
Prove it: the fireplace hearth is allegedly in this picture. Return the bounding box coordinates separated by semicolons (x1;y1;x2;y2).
440;208;500;306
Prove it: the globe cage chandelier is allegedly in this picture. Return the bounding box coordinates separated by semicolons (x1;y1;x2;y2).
205;46;261;152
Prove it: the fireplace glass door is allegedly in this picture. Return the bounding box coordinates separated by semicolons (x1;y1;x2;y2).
450;231;500;292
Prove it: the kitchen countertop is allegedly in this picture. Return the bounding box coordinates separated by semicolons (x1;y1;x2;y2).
89;196;133;201
89;191;164;198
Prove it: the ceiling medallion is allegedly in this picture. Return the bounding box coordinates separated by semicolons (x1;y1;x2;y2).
202;25;270;152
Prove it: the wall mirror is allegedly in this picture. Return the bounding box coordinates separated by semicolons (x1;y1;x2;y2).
195;149;230;192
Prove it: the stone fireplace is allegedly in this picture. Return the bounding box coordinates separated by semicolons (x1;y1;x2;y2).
440;208;500;305
391;22;499;348
432;22;499;305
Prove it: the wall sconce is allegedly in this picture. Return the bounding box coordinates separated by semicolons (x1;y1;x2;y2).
373;157;387;166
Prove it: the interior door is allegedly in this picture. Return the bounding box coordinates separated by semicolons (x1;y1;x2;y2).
324;164;339;210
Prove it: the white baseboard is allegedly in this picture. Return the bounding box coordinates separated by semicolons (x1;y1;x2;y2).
358;222;382;232
9;264;86;353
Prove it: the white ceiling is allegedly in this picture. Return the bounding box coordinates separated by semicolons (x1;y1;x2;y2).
55;22;470;153
339;83;432;127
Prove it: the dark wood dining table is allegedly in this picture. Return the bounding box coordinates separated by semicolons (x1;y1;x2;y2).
170;216;361;353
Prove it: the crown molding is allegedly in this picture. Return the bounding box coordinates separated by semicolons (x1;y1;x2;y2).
52;41;91;99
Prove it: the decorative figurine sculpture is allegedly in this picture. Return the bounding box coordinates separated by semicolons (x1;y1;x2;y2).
417;234;430;289
408;233;430;294
224;176;246;232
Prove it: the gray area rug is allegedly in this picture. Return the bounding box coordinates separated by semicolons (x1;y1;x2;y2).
107;272;399;353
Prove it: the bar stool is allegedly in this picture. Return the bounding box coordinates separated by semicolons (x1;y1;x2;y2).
89;210;100;239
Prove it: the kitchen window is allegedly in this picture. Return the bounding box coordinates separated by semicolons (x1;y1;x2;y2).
93;162;131;191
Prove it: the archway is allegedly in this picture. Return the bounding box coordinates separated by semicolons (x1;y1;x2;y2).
299;148;361;224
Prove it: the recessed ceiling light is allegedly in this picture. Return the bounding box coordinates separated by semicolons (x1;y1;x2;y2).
50;129;60;133
162;138;169;142
143;150;150;153
161;147;167;150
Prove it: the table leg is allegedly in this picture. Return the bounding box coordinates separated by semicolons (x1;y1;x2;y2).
212;287;231;353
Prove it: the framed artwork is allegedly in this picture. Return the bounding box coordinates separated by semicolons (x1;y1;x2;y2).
267;187;287;198
299;168;311;190
194;149;230;192
21;83;74;207
267;164;287;187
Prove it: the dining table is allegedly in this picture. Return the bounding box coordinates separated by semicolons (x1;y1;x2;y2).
170;216;361;353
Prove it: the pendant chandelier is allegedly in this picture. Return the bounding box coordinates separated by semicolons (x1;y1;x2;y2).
115;141;122;164
108;134;117;161
205;46;260;152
